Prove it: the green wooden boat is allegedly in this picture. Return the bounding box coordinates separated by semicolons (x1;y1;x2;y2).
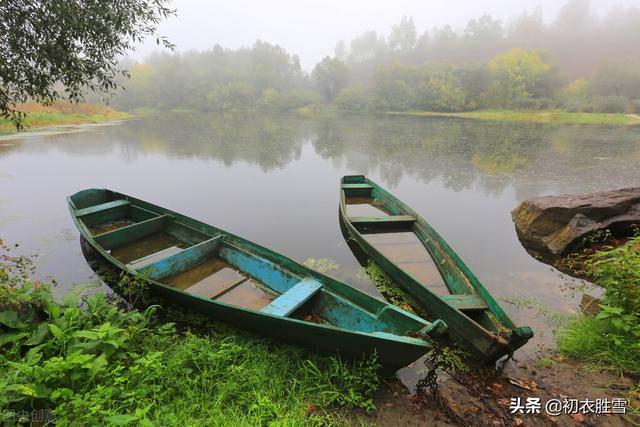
339;175;533;362
68;188;448;371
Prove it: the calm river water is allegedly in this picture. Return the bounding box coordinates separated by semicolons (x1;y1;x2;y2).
1;112;639;372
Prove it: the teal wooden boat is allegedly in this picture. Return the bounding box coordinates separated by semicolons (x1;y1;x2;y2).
339;175;533;362
68;188;448;371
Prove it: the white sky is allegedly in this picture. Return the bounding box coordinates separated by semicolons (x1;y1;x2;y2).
134;0;638;70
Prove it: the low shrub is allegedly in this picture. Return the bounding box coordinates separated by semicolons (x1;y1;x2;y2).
335;85;370;110
510;97;556;110
591;95;629;113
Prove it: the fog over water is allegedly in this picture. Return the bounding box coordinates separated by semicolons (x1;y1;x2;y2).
135;0;639;69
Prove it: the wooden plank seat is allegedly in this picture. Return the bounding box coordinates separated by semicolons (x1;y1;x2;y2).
349;215;416;225
442;294;488;312
342;183;374;190
342;183;374;197
261;278;323;317
137;236;222;280
127;246;184;270
75;199;130;217
95;215;169;250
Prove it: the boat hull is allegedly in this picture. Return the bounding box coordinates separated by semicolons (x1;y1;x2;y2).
339;175;533;362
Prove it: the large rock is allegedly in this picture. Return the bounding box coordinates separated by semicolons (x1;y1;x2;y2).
511;187;640;256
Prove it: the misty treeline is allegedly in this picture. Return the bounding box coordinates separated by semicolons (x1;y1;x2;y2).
114;0;640;114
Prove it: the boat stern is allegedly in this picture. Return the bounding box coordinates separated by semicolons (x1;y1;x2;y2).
508;326;534;352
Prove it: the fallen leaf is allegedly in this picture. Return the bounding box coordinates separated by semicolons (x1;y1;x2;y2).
508;378;537;391
572;413;585;423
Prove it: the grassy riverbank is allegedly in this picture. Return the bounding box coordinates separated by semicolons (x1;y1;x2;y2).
0;246;379;425
388;109;640;125
0;102;130;131
557;234;640;375
87;105;640;127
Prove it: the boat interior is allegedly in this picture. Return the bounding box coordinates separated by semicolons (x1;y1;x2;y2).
71;190;424;335
341;177;491;321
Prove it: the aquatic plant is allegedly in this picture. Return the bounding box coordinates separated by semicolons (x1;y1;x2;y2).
357;261;420;315
303;257;339;274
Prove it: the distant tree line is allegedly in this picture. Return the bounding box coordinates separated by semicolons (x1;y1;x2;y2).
333;49;640;113
113;0;640;114
114;41;321;112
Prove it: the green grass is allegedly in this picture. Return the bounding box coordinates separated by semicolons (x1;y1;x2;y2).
557;316;640;374
0;245;380;425
389;109;640;125
0;105;130;131
0;111;130;130
556;235;640;375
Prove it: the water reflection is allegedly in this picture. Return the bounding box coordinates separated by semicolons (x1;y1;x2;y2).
114;113;309;170
1;112;639;361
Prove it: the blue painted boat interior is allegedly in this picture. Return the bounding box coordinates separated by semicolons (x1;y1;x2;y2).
69;189;407;335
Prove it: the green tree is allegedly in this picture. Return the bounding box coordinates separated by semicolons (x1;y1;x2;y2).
373;63;414;110
249;41;303;93
415;31;430;53
430;25;459;60
207;82;256;110
0;0;175;128
334;41;348;61
115;63;157;110
591;62;640;99
562;78;591;111
257;88;280;109
463;15;504;60
312;57;348;102
509;8;544;48
563;78;590;100
429;74;467;111
413;64;467;111
336;84;370;110
455;63;492;109
389;16;417;51
348;31;387;63
488;48;557;106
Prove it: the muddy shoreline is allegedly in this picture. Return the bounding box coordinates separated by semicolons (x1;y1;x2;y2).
354;354;637;426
